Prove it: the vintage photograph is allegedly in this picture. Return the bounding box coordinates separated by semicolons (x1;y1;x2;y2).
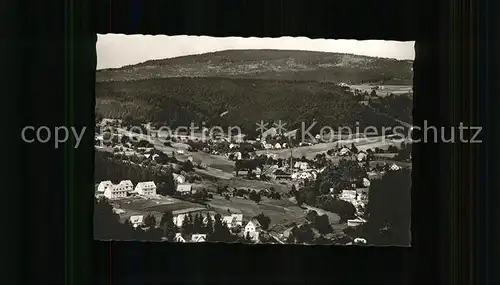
94;34;413;246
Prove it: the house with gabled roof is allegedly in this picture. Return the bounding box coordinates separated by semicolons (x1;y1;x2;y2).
173;173;186;184
104;183;129;199
129;215;144;228
389;163;401;171
119;180;134;192
191;234;207;243
135;181;157;196
244;219;262;241
97;181;113;193
176;184;192;195
222;216;233;227
230;214;243;227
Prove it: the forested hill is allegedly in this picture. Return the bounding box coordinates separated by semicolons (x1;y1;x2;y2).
96;77;401;136
97;49;413;85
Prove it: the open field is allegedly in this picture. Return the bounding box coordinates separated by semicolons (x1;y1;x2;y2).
195;167;233;180
303;204;341;224
218;177;290;193
349;84;413;96
117;128;236;171
207;194;306;227
111;195;206;223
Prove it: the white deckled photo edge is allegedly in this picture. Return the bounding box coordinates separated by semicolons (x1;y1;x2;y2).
94;34;414;246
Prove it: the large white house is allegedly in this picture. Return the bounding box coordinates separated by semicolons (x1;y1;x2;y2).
97;181;113;193
191;234;207;242
244;219;262;241
389;163;401;171
119;180;134;192
135;181;157;196
104;183;129;199
129;215;144;228
173;173;186;184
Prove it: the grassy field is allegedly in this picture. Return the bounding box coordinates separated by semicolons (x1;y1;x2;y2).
207;194;306;227
117;128;236;175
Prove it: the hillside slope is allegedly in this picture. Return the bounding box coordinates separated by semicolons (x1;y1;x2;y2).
97;49;413;85
96;77;401;136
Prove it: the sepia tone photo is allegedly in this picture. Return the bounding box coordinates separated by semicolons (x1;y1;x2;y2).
94;34;413;246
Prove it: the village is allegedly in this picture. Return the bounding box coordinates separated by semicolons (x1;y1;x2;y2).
94;103;412;244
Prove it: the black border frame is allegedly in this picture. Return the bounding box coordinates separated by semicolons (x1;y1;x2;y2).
7;0;493;284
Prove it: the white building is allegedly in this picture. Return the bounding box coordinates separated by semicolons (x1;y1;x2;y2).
389;163;401;171
293;162;309;170
339;190;358;204
339;147;351;156
119;180;134;192
129;215;144;228
353;237;367;244
174;233;186;243
232;152;242;160
104;183;129;199
274;143;282;149
254;167;262;178
222;214;244;229
357;151;367;162
291;171;315;181
244;219;262;241
347;217;366;227
97;181;113;193
264;143;273;150
191;234;207;242
135;181;157;196
173;214;187;228
173;173;186;184
231;214;243;227
176;184;192;195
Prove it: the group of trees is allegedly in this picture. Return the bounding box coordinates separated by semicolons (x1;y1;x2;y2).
95;151;176;196
348;169;411;246
395;142;412;162
370;93;412;124
291;159;363;221
94;196;243;243
94;198;164;241
305;210;333;234
248;191;262;204
96;75;404;137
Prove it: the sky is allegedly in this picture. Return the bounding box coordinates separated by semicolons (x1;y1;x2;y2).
97;34;415;70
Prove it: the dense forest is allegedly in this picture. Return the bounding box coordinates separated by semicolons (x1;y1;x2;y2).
96;77;401;136
94;151;176;196
370;93;413;123
348;169;411;246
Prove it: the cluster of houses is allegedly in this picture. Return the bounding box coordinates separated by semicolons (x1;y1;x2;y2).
96;171;198;200
128;211;263;243
97;180;157;199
